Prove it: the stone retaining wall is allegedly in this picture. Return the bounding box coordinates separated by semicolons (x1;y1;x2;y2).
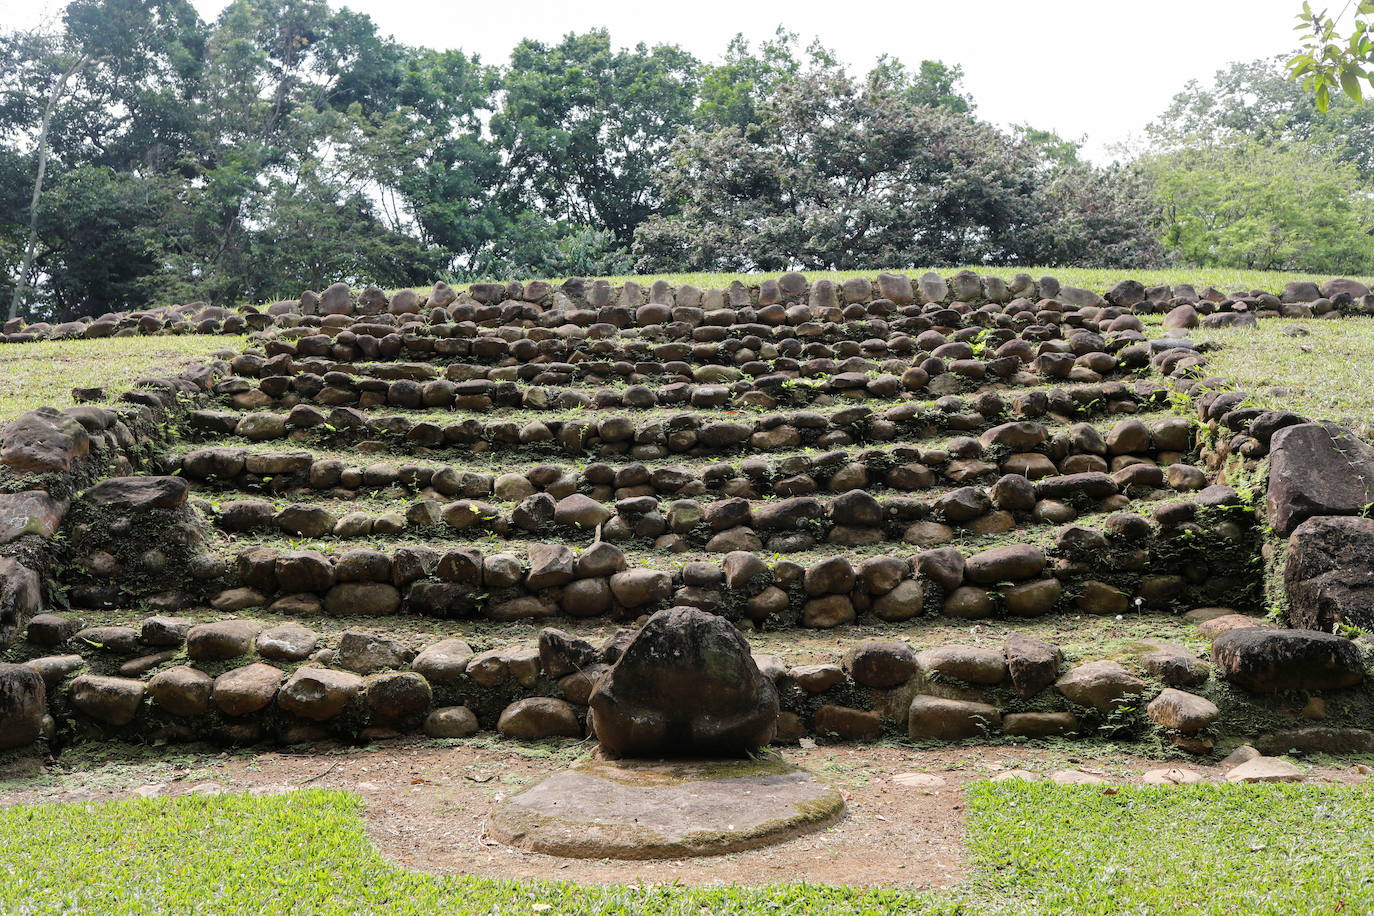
2;272;1373;760
7;612;1374;758
3;271;1372;345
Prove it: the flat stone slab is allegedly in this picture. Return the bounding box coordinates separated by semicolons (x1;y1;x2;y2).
487;757;845;859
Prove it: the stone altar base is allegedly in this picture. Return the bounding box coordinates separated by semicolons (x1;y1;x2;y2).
486;756;845;859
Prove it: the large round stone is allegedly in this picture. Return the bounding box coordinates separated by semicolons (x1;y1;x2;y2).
488;757;843;859
589;606;778;757
0;663;45;750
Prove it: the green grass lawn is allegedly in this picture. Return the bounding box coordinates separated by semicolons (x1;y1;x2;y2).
0;336;242;422
3;782;1371;915
1191;317;1374;431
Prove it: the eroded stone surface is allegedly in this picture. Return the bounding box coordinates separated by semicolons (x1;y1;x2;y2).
487;757;844;859
589;606;777;757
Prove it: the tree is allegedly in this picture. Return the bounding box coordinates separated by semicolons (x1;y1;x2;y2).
1289;0;1374;110
3;0;203;319
866;57;974;114
493;30;700;245
245;168;447;297
634;54;1045;272
1152;57;1374;179
695;29;803;134
637;46;1162;273
331;47;513;277
1020;164;1164;269
1141;140;1374;273
8;47;89;321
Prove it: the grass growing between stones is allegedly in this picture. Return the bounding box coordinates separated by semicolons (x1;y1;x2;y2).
0;336;242;422
4;783;1374;914
1191;317;1374;431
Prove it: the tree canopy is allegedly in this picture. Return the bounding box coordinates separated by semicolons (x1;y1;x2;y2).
3;1;1372;322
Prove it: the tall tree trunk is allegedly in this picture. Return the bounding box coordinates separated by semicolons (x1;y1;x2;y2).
8;53;90;322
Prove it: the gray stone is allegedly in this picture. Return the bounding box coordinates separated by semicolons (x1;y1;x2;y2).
186;620;262;661
908;696;1001;740
365;671;432;724
1225;757;1304;783
70;674;145;726
256;625;319;662
1212;628;1364;693
212;663;283;716
323;583;400;616
335;630;413;673
140;616;192;647
1147;688;1220;734
1055;661;1146;712
143;665;211;718
554;494;613;529
812;704;883;741
1267;423;1374;536
425;705;479;738
0;663;45;749
412;638;474;684
917;645;1007;685
872;579;924;621
487;758;843;859
589;606;777;757
497;697;582;739
844;641;917;687
963;545;1045;584
608;568;672;608
278;667;363;721
1284;515;1374;631
1003;711;1079;737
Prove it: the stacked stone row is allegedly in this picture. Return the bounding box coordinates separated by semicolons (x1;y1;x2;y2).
55;487;1253;627
185;380;1171;461
8;608;1370;759
187;426;1211;556
4;271;1370;348
175;413;1200;505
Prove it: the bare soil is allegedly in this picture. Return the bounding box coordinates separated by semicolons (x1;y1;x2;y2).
1;739;1365;888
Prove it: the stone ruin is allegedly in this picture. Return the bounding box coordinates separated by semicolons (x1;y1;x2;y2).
1;270;1373;795
589;605;779;757
490;606;843;858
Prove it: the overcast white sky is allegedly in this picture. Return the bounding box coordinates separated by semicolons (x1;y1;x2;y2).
4;0;1322;161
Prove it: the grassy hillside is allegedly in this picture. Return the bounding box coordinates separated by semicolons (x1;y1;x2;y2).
1192;317;1374;431
0;336;242;422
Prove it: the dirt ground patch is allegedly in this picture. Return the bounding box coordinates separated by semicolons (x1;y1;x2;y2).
0;739;1365;889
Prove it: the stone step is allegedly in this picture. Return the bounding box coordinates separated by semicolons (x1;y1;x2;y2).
183;381;1175;459
12;605;1355;757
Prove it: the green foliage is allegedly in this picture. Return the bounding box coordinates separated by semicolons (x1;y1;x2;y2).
965;780;1374;914
32;166;169;314
494;29;699;246
635;48;1160;273
1151;56;1374;179
1288;0;1374;110
6;1;1374;319
694;29;803;135
1141;140;1374;273
1191;315;1374;429
0;335;242;421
